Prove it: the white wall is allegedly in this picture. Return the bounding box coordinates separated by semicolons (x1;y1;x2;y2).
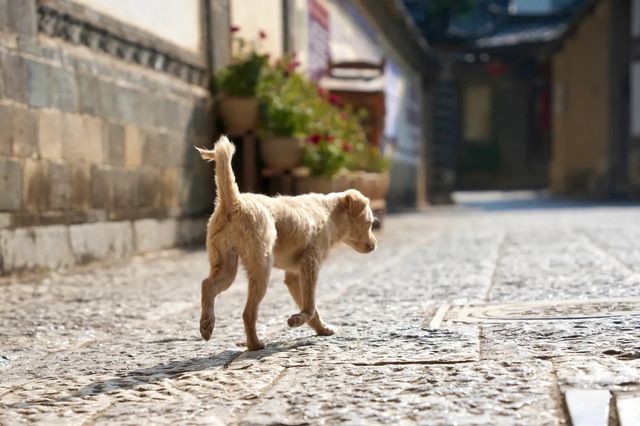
230;0;285;58
71;0;201;53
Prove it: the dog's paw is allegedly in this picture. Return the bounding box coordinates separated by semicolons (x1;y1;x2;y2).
246;339;265;351
200;317;214;341
287;313;309;328
315;324;336;336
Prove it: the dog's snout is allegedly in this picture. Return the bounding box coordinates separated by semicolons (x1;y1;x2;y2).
366;242;376;252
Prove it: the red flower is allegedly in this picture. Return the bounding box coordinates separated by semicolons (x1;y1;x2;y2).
230;25;240;33
308;134;321;145
287;60;300;72
342;142;353;152
259;30;267;39
326;134;335;142
329;93;341;106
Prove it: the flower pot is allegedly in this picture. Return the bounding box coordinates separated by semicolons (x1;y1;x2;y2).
260;137;302;170
351;172;389;200
333;173;352;192
218;96;259;134
295;175;336;195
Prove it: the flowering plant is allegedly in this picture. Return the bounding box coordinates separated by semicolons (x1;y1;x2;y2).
302;134;348;177
213;27;269;97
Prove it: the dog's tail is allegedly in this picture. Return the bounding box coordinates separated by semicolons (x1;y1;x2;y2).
195;135;240;211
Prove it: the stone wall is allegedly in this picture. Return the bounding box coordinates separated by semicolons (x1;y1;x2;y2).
0;0;226;275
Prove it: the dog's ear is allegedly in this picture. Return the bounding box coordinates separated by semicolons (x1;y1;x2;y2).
343;189;368;217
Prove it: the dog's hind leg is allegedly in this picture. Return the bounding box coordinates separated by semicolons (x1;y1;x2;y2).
242;254;273;351
200;249;238;341
284;272;334;336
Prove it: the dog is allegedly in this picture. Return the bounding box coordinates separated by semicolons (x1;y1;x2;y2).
195;135;378;351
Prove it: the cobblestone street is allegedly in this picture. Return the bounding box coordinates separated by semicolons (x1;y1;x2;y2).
1;193;640;425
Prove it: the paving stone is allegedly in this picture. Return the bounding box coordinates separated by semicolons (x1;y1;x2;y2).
1;203;640;424
243;361;559;425
564;389;610;426
617;394;640;426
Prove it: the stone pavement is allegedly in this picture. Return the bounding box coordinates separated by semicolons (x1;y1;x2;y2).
1;192;640;425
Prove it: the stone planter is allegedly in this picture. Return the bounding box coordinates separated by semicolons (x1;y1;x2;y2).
295;175;336;194
260;137;302;170
351;172;389;200
218;96;259;135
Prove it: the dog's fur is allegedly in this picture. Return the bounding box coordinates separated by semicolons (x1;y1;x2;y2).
196;136;377;351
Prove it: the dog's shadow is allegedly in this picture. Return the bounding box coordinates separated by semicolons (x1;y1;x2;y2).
69;339;316;399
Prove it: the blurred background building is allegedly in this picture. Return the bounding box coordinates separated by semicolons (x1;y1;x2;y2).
0;0;638;276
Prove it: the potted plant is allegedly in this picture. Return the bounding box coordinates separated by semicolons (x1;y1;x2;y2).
256;56;307;169
296;133;349;194
214;27;268;134
349;146;391;200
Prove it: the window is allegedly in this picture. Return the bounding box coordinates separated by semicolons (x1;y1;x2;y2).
463;85;492;142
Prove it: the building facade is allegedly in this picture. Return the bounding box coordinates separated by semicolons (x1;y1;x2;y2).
550;0;633;197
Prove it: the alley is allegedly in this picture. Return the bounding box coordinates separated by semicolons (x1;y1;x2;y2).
1;193;640;425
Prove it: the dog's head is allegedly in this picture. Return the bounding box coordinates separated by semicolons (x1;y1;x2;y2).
341;189;378;254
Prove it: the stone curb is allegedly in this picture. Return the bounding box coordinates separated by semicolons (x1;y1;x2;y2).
0;217;206;276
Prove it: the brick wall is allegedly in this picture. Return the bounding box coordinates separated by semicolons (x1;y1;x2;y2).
0;0;226;275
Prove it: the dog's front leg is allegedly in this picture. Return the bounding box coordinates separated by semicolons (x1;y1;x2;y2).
200;251;238;341
287;257;319;328
285;272;334;335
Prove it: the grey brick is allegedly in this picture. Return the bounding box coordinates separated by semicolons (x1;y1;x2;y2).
70;163;90;210
1;51;27;103
38;109;63;160
78;73;99;115
12;106;38;158
23;158;49;210
6;0;37;37
48;161;72;210
0;104;13;156
90;164;113;210
105;123;124;165
26;60;50;108
137;168;162;208
0;0;8;31
115;86;138;125
112;168;138;210
69;221;134;263
0;158;23;210
143;131;169;168
97;80;118;121
50;67;79;112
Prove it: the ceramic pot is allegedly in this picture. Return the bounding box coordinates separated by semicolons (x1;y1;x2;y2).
218;96;259;135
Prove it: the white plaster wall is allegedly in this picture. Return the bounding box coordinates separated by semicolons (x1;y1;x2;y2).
230;0;285;58
71;0;202;53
